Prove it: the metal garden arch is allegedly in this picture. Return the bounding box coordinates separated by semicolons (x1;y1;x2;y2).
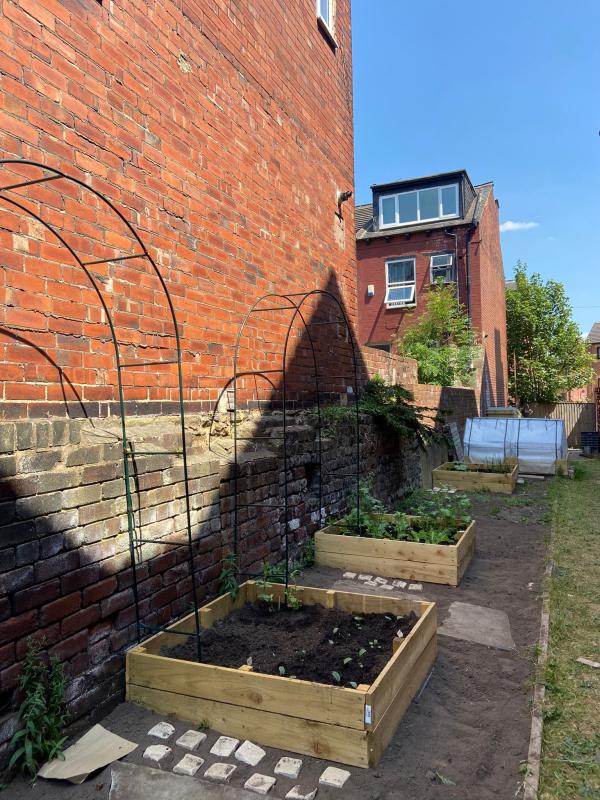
230;289;361;592
0;160;202;658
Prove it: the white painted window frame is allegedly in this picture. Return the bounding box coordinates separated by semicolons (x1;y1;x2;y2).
430;252;455;283
379;183;459;229
385;257;416;309
316;0;334;35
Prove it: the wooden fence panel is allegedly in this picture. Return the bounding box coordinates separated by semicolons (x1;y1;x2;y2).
529;402;597;447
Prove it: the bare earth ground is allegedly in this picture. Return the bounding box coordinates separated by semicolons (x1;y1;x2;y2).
3;481;550;800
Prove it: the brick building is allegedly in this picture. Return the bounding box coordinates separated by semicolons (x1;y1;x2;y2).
0;0;375;756
355;170;508;408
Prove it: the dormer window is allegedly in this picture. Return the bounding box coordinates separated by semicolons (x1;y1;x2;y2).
379;183;459;228
430;253;455;283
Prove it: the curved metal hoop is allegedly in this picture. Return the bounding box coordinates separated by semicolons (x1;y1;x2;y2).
231;289;361;591
0;160;202;658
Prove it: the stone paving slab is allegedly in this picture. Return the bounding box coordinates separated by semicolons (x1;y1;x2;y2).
438;601;516;651
110;762;257;800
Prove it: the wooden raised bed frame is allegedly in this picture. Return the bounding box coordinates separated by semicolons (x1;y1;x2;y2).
315;516;476;587
433;461;519;494
126;580;437;768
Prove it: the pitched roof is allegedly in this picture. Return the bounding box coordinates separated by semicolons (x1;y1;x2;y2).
586;322;600;343
355;182;493;239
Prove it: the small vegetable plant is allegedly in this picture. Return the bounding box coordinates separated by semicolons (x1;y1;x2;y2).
335;483;471;545
9;639;67;779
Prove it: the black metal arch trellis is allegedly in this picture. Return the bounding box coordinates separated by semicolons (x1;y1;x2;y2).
231;289;361;592
0;159;203;659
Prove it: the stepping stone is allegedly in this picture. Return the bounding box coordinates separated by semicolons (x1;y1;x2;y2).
374;577;387;585
286;787;317;800
408;583;422;592
319;766;350;788
235;740;266;766
210;736;239;757
342;572;357;579
143;745;172;764
175;729;207;750
357;574;372;581
438;602;516;651
147;722;175;740
244;774;276;795
364;580;378;587
274;756;303;779
204;763;237;783
392;580;407;588
173;754;204;776
381;584;393;590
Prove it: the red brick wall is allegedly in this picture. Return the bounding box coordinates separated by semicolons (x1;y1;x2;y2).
0;0;356;412
356;229;469;346
468;190;508;406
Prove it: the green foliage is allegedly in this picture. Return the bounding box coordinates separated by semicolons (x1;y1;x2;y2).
399;487;472;528
9;639;67;779
506;262;593;404
397;281;479;386
318;376;444;450
218;551;239;600
336;483;468;545
299;537;315;569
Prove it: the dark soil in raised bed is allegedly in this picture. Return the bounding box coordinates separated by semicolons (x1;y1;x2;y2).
161;601;417;687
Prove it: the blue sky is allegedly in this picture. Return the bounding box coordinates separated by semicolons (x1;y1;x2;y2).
351;0;600;337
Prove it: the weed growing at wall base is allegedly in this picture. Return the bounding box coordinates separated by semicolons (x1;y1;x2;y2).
9;639;67;779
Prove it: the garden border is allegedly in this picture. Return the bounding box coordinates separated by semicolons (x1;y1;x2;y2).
314;516;476;586
125;581;437;767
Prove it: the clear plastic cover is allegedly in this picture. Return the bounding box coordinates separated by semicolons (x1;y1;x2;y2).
463;418;567;475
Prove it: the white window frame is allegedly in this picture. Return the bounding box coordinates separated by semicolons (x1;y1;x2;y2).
430;252;455;283
379;183;459;229
316;0;334;35
385;257;416;309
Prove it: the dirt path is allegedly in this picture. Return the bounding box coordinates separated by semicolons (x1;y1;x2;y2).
4;482;550;800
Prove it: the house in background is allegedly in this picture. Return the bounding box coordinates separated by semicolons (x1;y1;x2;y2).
355;169;508;408
585;322;600;399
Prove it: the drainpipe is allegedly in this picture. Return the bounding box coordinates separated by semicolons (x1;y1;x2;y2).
464;223;476;319
444;229;459;304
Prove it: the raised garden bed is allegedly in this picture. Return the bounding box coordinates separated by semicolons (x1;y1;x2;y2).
315;515;476;587
126;580;437;768
433;461;519;494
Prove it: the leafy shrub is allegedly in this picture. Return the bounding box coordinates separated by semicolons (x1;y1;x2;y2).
399;487;472;528
9;639;67;778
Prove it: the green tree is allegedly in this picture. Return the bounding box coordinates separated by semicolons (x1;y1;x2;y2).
506;262;593;404
397;282;479;386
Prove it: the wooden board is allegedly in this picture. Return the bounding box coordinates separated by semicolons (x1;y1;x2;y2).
127;651;366;729
126;582;437;768
127;683;371;768
367;635;437;766
315;520;476;587
433;462;518;494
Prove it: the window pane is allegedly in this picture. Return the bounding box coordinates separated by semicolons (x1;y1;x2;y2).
419;188;439;220
431;254;452;267
387;286;413;303
381;196;396;225
319;0;330;24
388;259;414;284
397;192;418;223
441;186;458;216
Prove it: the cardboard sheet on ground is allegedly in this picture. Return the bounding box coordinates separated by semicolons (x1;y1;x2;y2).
38;724;137;784
438;602;516;651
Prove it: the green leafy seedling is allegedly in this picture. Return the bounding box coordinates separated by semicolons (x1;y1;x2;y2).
331;671;341;683
343;657;352;665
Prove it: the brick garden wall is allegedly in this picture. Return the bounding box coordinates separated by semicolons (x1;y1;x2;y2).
0;408;425;763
